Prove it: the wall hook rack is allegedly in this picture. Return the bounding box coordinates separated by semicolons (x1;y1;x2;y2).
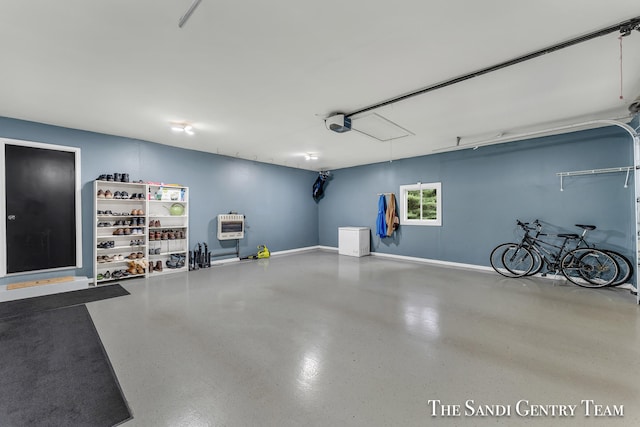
556;166;634;191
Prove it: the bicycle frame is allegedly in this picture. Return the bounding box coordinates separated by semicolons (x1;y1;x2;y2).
515;221;581;275
493;220;620;286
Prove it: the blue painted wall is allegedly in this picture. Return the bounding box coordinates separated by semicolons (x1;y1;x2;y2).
318;126;635;268
0;117;319;286
1;116;636;286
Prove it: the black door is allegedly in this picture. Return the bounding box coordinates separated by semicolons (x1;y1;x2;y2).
5;144;77;273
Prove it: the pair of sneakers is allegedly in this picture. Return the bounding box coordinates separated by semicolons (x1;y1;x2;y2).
166;254;186;269
97;189;113;199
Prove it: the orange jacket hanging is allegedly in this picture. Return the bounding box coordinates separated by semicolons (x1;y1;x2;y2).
385;193;399;236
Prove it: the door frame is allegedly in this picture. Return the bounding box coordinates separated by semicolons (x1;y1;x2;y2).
0;137;82;277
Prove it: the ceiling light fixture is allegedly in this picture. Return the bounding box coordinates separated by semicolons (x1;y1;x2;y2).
171;123;195;135
305;154;318;161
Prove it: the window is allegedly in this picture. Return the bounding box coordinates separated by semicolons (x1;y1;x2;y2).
400;182;442;226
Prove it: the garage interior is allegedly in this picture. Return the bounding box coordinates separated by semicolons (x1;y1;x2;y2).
1;2;639;426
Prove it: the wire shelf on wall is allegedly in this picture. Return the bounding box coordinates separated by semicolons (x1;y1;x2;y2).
556;166;634;191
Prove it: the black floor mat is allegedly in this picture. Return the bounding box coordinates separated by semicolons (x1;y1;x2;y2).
0;304;132;426
0;284;129;320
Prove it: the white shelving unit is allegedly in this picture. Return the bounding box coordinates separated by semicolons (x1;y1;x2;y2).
147;184;189;276
93;181;189;284
94;180;148;284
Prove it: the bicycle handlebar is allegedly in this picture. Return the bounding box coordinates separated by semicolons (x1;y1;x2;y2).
516;219;541;231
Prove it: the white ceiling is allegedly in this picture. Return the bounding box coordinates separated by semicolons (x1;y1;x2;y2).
1;1;639;171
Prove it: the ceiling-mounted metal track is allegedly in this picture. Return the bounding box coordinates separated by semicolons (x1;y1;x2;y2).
178;0;203;28
346;16;640;118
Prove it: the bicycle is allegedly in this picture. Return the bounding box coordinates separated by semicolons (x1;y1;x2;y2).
490;220;619;288
568;224;632;287
517;220;632;286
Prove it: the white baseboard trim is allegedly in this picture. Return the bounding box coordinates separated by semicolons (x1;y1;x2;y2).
317;245;338;252
211;257;240;266
369;251;495;273
271;246;327;257
0;276;91;302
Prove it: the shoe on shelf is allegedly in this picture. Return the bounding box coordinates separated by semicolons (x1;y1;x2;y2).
121;191;129;198
97;189;105;198
97;174;108;181
104;190;113;199
155;260;163;271
107;175;114;182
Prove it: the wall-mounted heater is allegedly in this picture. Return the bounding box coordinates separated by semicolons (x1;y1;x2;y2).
217;214;245;240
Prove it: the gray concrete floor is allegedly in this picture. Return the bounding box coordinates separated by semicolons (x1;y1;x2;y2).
87;251;640;426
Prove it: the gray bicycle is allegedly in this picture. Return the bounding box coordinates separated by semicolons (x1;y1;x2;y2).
490;220;620;288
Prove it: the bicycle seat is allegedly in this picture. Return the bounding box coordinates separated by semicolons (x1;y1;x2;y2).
558;233;580;239
575;224;596;231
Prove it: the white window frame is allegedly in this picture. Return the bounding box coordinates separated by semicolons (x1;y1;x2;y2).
399;182;442;226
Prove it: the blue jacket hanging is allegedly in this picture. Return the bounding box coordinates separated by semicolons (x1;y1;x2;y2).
376;195;387;237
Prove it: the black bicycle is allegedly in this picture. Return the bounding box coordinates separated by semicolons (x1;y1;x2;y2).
490;220;620;288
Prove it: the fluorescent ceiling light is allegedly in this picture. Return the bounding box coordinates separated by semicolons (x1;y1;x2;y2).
305;154;318;161
171;123;195;135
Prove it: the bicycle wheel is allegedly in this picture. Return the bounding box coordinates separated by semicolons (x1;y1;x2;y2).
490;243;533;277
525;246;544;276
561;248;618;288
603;250;633;287
501;244;534;277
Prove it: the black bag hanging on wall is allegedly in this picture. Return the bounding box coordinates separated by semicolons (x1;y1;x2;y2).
312;171;330;201
312;175;326;201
